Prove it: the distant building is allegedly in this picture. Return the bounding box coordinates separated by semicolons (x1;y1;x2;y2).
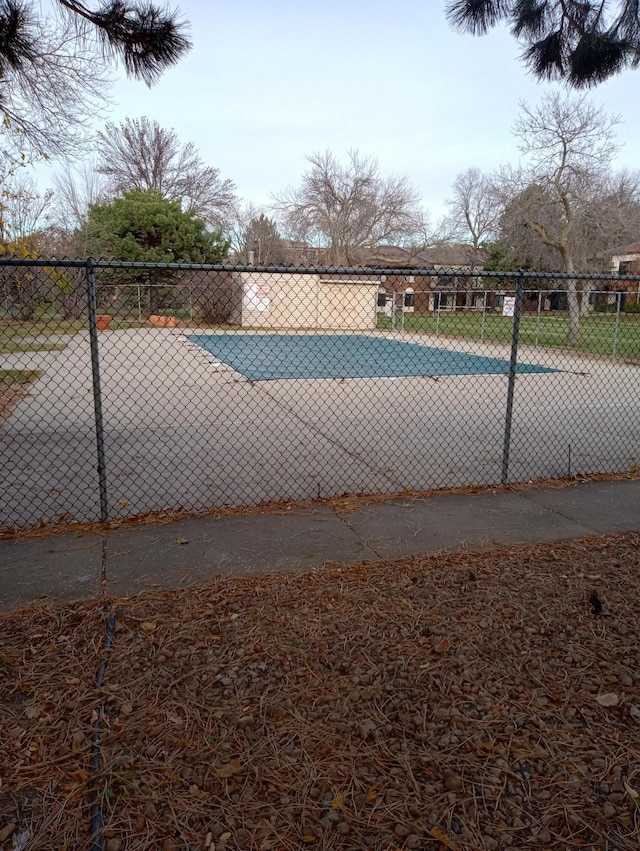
608;243;640;307
363;244;490;313
229;271;380;329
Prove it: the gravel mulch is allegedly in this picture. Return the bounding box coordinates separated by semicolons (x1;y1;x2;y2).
1;531;640;850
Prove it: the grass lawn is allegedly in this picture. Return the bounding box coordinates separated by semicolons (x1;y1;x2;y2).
377;311;640;358
0;319;87;337
0;369;42;385
2;313;639;359
0;341;67;353
0;319;148;338
0;370;42;421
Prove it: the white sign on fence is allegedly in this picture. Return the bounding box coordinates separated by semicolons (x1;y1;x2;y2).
502;296;516;317
243;282;270;312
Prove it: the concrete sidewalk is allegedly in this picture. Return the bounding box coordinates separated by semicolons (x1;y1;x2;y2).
1;478;639;612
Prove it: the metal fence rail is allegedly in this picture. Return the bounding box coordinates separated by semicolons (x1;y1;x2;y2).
1;258;639;531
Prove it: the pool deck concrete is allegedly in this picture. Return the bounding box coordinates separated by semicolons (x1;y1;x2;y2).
2;328;639;531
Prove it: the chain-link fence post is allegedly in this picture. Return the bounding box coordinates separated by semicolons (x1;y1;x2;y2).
501;270;524;485
612;291;622;357
535;290;542;347
85;258;110;523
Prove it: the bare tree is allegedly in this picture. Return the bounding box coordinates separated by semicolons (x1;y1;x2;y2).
506;92;621;343
0;13;112;165
576;169;640;268
495;167;640;279
272;149;425;266
447;0;640;88
0;173;82;318
0;1;190;162
494;175;561;270
229;203;286;265
227;201;257;261
446;167;500;305
0;174;53;242
95;117;237;229
50;159;111;254
53;161;109;226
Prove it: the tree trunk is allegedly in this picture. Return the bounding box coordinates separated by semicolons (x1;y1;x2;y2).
566;288;580;345
579;283;595;317
61;293;83;320
562;253;580;346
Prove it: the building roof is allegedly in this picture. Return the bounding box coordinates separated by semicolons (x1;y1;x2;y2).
362;243;489;270
361;245;434;269
622;242;640;255
319;273;381;283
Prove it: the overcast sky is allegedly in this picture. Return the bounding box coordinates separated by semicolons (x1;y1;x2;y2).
41;0;640;224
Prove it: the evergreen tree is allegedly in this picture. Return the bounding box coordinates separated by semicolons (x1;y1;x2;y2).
447;1;640;87
82;188;229;313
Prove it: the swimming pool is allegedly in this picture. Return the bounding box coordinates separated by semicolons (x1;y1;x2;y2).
186;333;557;381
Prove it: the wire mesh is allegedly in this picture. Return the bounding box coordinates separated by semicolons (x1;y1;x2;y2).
1;258;639;531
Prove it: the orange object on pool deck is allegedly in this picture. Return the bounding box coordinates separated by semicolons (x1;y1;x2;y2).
148;315;177;327
96;315;111;331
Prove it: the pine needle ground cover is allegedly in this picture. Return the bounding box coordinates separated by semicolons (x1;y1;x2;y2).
2;532;639;850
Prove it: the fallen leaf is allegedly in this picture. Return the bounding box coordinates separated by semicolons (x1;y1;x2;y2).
70;768;91;784
623;781;639;800
302;835;316;843
433;637;450;654
215;759;242;778
214;765;235;779
117;499;130;507
365;786;378;804
176;538;188;545
331;793;345;810
630;705;640;720
596;693;619;707
429;826;460;850
140;622;156;632
218;833;232;843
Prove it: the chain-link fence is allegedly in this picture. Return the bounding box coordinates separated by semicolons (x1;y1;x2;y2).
1;258;639;532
